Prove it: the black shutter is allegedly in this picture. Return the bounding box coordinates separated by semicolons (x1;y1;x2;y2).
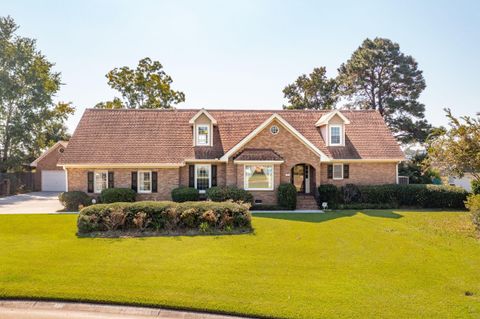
108;171;114;188
327;165;333;179
211;165;217;187
343;164;349;179
188;165;195;187
87;171;94;193
131;171;137;192
152;172;158;193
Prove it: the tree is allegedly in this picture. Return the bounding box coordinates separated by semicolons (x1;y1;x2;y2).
427;108;480;183
283;67;338;110
337;37;431;143
398;150;440;184
95;57;185;109
0;16;73;172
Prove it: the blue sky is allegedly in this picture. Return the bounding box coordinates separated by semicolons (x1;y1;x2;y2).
2;0;479;132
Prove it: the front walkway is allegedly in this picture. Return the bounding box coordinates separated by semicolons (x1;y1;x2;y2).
0;300;251;319
0;192;65;214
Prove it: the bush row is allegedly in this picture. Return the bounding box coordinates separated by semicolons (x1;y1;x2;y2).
59;188;136;211
205;186;253;204
77;201;252;234
318;184;469;209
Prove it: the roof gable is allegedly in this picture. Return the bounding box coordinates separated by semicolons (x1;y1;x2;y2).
315;110;351;126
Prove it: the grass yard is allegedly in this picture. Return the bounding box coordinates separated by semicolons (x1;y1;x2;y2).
1;210;479;318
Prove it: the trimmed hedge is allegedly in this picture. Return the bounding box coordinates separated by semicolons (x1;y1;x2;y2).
100;188;136;203
466;194;480;232
77;201;252;234
318;184;469;209
277;183;297;210
171;187;199;202
318;184;340;208
206;186;253;204
58;191;91;211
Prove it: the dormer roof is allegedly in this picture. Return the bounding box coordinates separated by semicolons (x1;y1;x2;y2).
189;108;217;125
315;109;351;127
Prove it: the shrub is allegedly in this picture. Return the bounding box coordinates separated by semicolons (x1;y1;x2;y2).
318;184;340;208
100;188;136;203
471;180;480;195
58;191;91;211
356;184;468;209
206;186;253;204
277;183;297;210
342;184;361;204
77;200;252;234
465;194;480;232
171;187;199;202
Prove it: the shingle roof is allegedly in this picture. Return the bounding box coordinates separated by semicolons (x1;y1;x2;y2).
234;149;283;161
58;108;404;165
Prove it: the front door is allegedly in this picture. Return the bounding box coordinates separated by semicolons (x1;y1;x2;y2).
292;164;305;193
292;164;311;194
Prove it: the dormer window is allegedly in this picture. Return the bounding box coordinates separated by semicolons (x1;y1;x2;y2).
196;124;210;146
329;125;342;145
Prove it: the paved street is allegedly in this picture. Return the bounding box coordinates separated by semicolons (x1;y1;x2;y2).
0;301;251;319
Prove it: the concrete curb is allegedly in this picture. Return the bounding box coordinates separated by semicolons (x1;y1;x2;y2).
0;300;254;319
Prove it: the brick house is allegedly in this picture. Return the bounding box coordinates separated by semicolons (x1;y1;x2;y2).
54;108;404;206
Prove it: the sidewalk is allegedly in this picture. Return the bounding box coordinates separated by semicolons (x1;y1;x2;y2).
0;300;253;319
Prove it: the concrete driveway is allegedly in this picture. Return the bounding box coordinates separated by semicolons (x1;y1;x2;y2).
0;192;66;214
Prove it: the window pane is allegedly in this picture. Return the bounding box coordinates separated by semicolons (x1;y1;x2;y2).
331;126;341;144
94;172;107;193
196;165;210;191
197;126;209;145
333;165;343;179
139;172;151;192
245;165;273;189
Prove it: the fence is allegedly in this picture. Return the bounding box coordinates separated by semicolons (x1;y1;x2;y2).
0;172;35;196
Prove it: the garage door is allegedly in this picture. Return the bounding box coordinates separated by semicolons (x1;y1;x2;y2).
41;170;66;191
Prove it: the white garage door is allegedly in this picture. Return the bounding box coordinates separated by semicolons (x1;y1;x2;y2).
41;170;66;191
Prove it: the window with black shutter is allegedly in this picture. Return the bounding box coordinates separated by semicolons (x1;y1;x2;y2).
108;171;114;188
152;172;158;193
87;171;94;193
188;165;195;187
211;165;217;187
131;171;138;192
343;164;350;179
327;165;333;179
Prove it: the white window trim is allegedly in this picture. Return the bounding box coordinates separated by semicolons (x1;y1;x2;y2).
194;164;211;194
195;124;211;146
333;163;344;180
138;170;152;194
244;164;274;191
94;170;108;194
329;124;343;146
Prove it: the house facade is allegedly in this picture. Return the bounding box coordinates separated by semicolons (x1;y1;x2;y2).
56;108;404;205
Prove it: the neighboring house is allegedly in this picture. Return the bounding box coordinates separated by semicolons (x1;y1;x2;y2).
448;173;476;192
52;108;404;206
30;141;68;191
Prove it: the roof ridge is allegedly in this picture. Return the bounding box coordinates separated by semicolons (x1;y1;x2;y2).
85;108;378;113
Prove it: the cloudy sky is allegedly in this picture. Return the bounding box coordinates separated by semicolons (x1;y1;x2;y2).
3;0;479;131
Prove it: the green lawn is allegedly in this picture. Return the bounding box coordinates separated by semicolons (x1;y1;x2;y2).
1;211;479;318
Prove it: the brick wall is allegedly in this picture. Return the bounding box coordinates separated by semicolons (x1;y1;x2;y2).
320;162;397;186
34;144;66;191
67;167;180;200
230;119;322;205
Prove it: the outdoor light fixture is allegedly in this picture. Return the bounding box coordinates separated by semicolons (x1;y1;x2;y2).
91;198;96;204
322;202;328;210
